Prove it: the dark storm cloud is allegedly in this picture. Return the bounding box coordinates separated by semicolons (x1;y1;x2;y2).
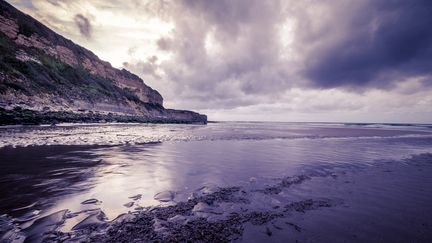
66;0;427;110
154;0;432;109
152;0;290;108
74;14;92;38
303;0;432;88
156;37;172;51
46;0;61;6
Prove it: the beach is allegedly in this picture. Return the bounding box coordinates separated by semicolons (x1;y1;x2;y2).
1;122;432;242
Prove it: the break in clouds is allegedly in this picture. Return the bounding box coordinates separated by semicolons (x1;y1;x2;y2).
7;0;432;122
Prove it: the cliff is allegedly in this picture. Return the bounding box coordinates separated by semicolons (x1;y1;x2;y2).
0;1;206;125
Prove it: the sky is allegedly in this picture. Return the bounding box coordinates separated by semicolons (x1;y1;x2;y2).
7;0;432;123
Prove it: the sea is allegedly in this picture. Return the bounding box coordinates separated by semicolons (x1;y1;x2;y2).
0;122;432;242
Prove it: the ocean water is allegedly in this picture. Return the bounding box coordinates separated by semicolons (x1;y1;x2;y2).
0;122;432;242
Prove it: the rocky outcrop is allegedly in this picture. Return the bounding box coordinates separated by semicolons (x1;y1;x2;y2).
0;1;206;124
0;107;207;125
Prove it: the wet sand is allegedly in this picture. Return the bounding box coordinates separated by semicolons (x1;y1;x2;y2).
0;122;432;242
1;153;431;242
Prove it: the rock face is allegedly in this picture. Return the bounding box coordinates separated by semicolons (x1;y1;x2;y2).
0;1;206;124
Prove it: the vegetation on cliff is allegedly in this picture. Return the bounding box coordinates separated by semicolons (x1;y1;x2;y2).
0;32;141;104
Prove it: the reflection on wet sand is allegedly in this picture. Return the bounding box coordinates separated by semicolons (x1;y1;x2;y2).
0;145;104;217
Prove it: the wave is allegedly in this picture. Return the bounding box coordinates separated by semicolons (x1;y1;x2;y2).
344;122;432;129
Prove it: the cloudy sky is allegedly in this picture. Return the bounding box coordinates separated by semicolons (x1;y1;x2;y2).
7;0;432;122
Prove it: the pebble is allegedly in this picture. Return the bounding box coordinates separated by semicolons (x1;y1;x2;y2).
128;194;142;200
81;198;101;205
154;191;175;202
123;202;134;208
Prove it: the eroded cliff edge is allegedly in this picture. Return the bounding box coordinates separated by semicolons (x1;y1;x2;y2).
0;1;206;125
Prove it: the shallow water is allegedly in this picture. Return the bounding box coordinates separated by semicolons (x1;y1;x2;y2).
0;122;432;242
